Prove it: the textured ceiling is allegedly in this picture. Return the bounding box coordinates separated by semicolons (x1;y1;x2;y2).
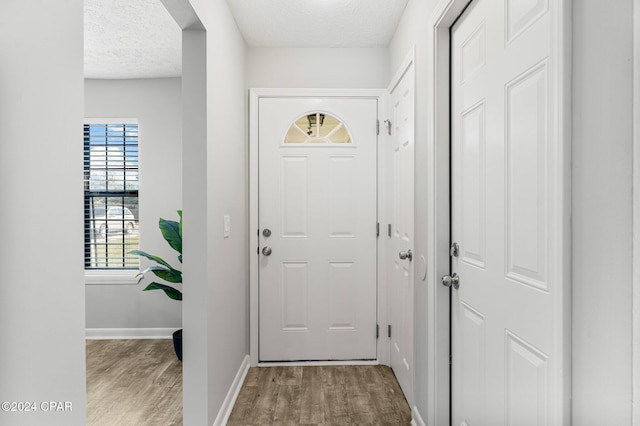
227;0;409;47
84;0;409;79
84;0;182;79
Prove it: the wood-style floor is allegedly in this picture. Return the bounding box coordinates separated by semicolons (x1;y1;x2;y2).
86;339;182;426
87;340;411;425
228;365;412;425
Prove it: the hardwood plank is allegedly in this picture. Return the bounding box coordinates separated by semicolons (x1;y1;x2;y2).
226;385;258;425
321;367;351;425
243;368;279;424
323;384;352;424
378;365;412;424
343;367;378;424
368;387;397;416
299;367;325;424
273;385;302;424
320;365;344;386
275;365;303;386
254;365;278;387
241;365;262;386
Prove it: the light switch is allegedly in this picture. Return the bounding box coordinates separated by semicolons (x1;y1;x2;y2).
223;215;231;238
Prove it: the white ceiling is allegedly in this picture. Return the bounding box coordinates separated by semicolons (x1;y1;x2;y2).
84;0;182;79
226;0;409;48
84;0;409;79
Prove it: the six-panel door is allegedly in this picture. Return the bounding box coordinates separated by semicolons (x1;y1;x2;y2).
451;0;556;423
258;97;378;361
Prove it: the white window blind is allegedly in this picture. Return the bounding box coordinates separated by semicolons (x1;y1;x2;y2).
84;123;139;269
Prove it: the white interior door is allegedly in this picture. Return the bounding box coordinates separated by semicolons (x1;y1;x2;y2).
451;0;558;423
388;64;415;403
258;97;378;362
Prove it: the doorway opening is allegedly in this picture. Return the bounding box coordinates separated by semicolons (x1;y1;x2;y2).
84;1;206;423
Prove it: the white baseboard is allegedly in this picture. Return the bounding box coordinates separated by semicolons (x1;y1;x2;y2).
411;405;426;426
258;360;379;367
85;327;178;339
212;355;250;426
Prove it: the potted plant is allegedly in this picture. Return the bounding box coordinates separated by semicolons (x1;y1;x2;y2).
130;210;183;361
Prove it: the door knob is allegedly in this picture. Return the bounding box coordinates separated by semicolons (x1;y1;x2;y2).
441;273;460;289
262;228;272;238
399;249;413;261
262;246;272;256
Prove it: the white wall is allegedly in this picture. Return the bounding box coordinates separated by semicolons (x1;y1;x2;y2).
181;2;248;425
572;0;633;423
247;47;389;88
0;1;86;425
84;78;183;333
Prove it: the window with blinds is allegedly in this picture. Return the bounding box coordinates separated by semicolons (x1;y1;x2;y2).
84;123;139;269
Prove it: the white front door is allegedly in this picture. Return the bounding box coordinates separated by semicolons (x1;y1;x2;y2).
258;97;378;361
388;62;415;403
451;0;559;423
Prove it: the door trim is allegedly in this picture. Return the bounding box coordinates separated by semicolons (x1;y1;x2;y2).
249;88;387;366
427;0;572;424
633;0;640;420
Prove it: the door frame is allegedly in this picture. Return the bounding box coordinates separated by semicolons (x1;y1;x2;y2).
427;0;572;424
249;88;388;366
634;0;640;420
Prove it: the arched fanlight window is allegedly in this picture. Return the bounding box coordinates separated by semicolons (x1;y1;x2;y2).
284;112;352;144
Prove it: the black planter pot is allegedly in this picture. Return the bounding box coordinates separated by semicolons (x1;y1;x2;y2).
172;329;183;361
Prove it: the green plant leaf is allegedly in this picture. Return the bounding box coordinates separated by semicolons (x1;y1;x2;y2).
177;210;183;263
159;217;182;255
142;282;182;300
131;210;183;302
129;250;173;270
138;265;182;283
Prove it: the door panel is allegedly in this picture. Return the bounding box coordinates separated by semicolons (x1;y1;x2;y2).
451;0;555;424
388;62;415;403
259;97;378;361
505;64;548;289
459;302;486;423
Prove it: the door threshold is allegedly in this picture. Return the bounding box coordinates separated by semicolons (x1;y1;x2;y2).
257;360;379;367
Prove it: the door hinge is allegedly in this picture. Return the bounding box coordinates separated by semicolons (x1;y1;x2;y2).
388;223;392;237
376;222;380;237
376;119;380;135
388;324;392;338
376;324;379;339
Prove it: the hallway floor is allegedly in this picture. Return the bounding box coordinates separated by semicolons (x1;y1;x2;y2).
86;339;182;426
228;365;411;425
86;340;410;425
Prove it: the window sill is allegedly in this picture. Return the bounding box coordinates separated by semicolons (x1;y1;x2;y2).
85;270;139;285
